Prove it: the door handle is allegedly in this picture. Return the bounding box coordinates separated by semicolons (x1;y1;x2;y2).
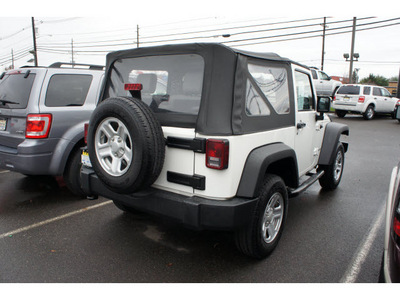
297;122;307;129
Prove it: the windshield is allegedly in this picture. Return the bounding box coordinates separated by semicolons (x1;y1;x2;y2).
0;72;36;109
337;85;360;95
106;54;205;116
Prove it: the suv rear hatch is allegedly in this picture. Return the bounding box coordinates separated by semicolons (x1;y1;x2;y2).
0;70;37;151
334;85;361;107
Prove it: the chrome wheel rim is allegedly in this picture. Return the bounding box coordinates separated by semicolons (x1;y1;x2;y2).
366;107;374;119
333;150;343;182
95;117;133;176
261;192;284;244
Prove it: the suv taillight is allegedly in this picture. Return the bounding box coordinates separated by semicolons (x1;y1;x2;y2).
206;139;229;170
84;123;89;144
358;96;365;103
25;114;52;139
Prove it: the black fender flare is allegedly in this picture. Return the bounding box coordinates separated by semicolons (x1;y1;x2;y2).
236;143;298;199
318;122;349;166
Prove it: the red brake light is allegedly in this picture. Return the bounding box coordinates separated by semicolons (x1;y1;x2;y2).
358;96;365;103
124;83;143;91
25;114;52;139
84;123;89;144
394;217;400;238
206;139;229;170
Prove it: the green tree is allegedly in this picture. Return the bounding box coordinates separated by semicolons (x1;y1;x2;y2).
359;74;389;86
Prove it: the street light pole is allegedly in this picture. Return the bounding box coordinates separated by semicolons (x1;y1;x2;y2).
31;17;38;67
348;17;356;84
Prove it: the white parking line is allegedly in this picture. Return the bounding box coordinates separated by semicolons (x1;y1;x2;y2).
340;204;385;283
0;170;10;174
0;200;113;240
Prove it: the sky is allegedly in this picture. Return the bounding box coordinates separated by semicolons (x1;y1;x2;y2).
1;0;399;81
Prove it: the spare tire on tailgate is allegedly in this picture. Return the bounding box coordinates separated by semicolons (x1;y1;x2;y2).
87;97;165;194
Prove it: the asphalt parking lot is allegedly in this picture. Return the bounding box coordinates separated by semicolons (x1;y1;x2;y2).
0;113;399;283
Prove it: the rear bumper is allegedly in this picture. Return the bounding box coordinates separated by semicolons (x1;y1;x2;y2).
81;166;258;231
332;102;364;113
0;145;53;175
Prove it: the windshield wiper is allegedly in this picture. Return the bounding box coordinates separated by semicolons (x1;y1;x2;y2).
0;99;20;105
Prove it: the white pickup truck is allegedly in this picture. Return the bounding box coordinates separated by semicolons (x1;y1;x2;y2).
310;68;342;97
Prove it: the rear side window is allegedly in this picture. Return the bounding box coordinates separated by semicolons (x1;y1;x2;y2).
363;86;371;95
45;74;92;107
0;73;36;109
337;86;360;95
247;63;290;115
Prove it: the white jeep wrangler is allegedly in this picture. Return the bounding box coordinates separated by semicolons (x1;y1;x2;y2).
81;43;349;258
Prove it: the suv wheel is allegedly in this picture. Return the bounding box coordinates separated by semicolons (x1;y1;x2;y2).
235;174;288;259
318;143;344;190
87;97;165;194
363;105;375;120
336;110;347;118
63;147;86;197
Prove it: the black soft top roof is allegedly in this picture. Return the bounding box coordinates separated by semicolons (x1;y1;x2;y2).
105;43;295;68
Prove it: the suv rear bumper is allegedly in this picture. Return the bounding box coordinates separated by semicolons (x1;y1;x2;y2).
81;167;258;231
0;145;53;175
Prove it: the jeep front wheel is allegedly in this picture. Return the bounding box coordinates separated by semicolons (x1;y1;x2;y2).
87;97;165;194
318;143;344;190
235;174;288;259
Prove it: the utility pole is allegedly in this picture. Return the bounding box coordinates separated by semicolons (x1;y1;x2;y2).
71;39;74;65
348;17;357;84
321;17;326;71
31;17;38;67
11;49;14;69
136;25;140;48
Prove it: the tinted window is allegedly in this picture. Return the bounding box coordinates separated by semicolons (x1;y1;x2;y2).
295;71;315;111
373;87;381;96
45;74;92;107
311;69;318;80
337;86;360;95
363;86;371;95
247;63;290;115
108;54;204;116
0;73;36;109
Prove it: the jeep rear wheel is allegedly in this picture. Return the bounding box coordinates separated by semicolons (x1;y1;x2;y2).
87;97;165;194
235;174;288;259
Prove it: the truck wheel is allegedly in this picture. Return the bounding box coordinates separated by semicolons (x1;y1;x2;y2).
87;97;165;194
363;105;375;120
235;174;288;259
335;110;347;118
63;147;86;197
318;143;344;190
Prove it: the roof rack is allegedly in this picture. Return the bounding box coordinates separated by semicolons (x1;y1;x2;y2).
48;62;104;70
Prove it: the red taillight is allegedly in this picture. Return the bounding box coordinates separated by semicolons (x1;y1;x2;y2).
394;217;400;238
358;96;365;103
333;96;336;101
206;139;229;170
25;114;52;139
84;123;89;144
124;83;143;91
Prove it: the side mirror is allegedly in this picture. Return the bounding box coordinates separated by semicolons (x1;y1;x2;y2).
316;96;331;120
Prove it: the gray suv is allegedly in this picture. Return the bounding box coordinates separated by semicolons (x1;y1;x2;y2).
0;63;104;196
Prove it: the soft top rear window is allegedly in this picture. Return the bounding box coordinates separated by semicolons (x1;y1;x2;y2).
0;72;36;109
105;54;205;122
337;85;360;95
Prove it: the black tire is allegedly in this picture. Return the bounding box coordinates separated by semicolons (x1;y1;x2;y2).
235;174;288;259
63;147;86;197
319;143;345;190
87;97;165;194
335;110;347;118
363;105;375;120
